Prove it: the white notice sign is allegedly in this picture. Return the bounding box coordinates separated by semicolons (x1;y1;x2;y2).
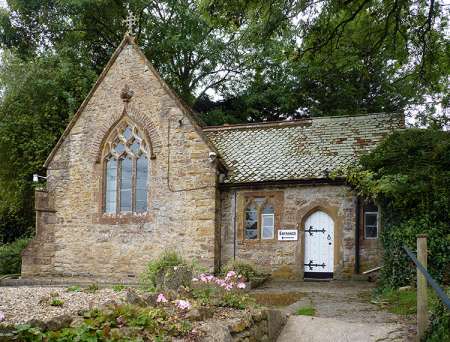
278;229;298;241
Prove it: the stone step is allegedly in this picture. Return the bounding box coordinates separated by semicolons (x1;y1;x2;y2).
277;316;405;342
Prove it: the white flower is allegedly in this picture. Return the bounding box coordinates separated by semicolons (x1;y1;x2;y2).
237;282;246;289
226;271;236;278
175;299;191;310
0;311;4;322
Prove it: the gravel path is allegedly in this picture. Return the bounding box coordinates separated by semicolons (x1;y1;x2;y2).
0;286;127;325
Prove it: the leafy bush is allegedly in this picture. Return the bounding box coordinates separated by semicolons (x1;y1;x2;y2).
220;260;267;282
66;285;81;292
12;304;193;341
84;283;99;293
112;284;126;292
345;129;450;287
425;287;450;341
0;238;30;275
50;299;64;307
141;251;188;292
345;128;450;339
219;292;254;309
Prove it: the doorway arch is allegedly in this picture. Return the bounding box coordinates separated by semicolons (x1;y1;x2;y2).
303;210;334;279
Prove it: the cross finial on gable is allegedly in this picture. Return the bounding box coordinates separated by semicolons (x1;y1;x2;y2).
123;7;137;35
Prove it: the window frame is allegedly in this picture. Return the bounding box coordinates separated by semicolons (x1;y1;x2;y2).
244;202;259;240
364;211;379;240
261;212;275;240
243;198;277;241
102;120;150;215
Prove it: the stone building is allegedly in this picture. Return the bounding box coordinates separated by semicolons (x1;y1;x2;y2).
21;35;404;281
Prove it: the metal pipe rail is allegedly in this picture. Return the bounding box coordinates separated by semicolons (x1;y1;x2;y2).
403;245;450;310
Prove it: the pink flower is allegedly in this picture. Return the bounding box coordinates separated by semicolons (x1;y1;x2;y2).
0;311;5;322
206;275;215;282
215;279;225;286
116;315;126;326
226;271;236;278
225;284;233;291
237;282;246;289
175;299;191;310
156;293;168;303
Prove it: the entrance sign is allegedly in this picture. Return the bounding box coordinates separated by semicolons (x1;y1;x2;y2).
278;229;298;241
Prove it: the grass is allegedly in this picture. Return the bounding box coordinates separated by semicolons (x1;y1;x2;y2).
50;299;64;307
295;306;316;316
374;288;417;315
112;284;126;292
84;283;99;293
66;285;82;292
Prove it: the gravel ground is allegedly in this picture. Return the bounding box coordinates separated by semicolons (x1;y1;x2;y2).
0;286;127;325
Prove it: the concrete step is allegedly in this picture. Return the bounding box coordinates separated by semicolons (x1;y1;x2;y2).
277;316;405;342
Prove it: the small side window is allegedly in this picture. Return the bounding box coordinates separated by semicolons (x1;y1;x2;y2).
364;212;378;239
245;203;258;240
261;205;275;239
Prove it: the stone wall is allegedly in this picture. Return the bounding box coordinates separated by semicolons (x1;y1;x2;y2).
22;38;218;279
219;184;360;280
200;308;288;342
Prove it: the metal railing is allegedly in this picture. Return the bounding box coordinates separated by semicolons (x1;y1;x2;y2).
403;245;450;310
403;235;450;340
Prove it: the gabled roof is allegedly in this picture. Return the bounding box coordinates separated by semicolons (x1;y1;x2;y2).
44;34;219;168
204;113;404;184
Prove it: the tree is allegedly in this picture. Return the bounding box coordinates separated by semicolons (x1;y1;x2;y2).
0;50;96;243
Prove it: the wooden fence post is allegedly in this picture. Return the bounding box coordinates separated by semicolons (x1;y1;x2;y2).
416;234;428;340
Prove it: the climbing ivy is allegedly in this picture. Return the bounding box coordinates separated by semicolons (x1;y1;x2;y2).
345;128;450;288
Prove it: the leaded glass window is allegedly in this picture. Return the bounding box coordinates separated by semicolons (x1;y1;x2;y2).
245;203;258;240
103;121;149;214
261;204;275;239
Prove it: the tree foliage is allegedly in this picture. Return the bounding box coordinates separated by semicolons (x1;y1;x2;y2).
345;129;450;287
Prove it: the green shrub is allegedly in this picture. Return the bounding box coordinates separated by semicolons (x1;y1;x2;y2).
66;285;81;292
425;287;450;341
192;284;220;305
84;283;99;293
219;292;254;309
220;260;266;282
112;284;126;292
345;129;450;287
50;299;64;307
141;251;188;292
0;238;30;275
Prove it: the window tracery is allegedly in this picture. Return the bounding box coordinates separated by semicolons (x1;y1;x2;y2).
103;121;149;214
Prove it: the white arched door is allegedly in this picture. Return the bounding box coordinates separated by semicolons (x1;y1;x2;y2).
304;211;334;279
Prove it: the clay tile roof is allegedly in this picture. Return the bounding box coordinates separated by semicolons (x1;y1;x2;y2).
204;113;404;184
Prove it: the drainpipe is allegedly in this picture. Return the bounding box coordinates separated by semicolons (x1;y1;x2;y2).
233;191;237;260
355;196;361;274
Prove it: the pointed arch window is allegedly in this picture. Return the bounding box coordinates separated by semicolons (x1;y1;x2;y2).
243;197;278;241
245;203;258;240
104;121;149;214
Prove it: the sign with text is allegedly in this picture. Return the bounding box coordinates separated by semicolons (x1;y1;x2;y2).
278;229;298;241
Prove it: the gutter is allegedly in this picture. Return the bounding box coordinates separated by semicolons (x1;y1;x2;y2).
219;178;347;190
